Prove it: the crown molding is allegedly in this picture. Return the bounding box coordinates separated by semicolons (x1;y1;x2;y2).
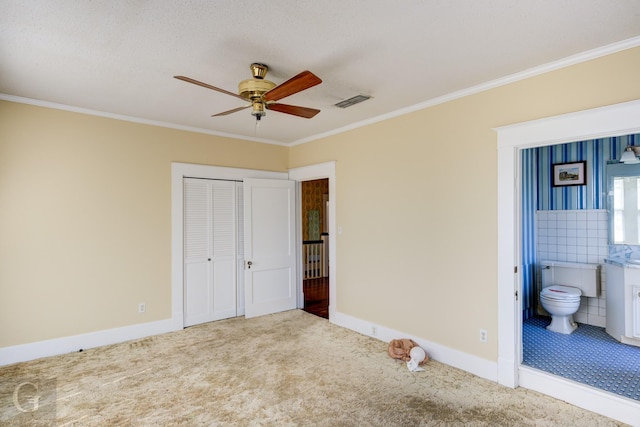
292;36;640;146
2;36;639;148
0;93;287;147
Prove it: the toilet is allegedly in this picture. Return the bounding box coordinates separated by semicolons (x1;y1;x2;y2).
539;260;600;334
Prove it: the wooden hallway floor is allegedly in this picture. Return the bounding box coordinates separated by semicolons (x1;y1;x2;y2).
303;277;329;319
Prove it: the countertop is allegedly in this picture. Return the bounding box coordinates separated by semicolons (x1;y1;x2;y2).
604;257;640;269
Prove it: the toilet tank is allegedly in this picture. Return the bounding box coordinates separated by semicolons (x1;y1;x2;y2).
540;260;601;297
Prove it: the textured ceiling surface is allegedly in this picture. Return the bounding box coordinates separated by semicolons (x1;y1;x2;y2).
1;1;639;145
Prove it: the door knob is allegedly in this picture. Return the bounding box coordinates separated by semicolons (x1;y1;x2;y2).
247;261;252;269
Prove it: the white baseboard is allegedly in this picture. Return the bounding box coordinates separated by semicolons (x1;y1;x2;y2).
519;366;640;427
331;311;498;382
0;319;176;366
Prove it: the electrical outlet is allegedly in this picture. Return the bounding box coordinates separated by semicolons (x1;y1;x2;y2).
139;303;146;313
480;329;488;343
371;325;377;336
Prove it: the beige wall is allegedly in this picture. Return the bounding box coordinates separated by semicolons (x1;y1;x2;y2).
290;47;640;361
2;47;639;360
0;102;288;347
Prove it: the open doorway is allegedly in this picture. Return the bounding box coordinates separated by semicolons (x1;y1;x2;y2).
496;100;640;424
301;178;329;318
289;161;336;321
520;137;640;402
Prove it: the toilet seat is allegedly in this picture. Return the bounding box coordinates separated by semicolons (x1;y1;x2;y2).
541;285;581;301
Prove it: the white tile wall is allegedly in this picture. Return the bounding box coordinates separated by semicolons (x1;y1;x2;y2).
536;209;608;328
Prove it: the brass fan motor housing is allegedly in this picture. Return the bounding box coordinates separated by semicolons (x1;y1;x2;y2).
238;63;276;102
238;78;276;101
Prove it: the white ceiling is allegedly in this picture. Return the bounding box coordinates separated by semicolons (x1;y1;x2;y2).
1;1;640;145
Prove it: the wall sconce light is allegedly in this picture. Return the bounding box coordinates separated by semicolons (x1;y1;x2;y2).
620;146;640;164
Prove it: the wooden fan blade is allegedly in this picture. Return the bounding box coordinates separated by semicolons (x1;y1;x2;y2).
267;103;320;119
174;76;244;100
264;70;322;102
212;105;251;117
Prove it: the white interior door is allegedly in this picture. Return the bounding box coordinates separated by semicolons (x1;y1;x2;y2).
184;178;238;326
243;178;297;318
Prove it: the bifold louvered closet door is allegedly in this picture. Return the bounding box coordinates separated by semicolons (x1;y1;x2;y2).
183;178;244;326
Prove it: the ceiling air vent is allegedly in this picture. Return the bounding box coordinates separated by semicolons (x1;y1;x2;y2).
334;95;371;108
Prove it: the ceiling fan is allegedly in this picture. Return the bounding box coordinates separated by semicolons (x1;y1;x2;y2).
174;63;322;121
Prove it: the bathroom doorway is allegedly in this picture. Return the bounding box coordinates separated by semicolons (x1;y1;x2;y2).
496;100;640;424
520;137;640;401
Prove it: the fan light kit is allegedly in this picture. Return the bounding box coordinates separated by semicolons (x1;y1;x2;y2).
175;63;322;122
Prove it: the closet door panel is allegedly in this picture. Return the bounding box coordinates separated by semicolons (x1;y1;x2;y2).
183;178;238;326
184;261;211;326
184;179;212;326
210;181;237;320
212;259;236;318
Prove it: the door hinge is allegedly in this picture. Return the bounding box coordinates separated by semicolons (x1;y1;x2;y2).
515;290;519;301
514;266;517;273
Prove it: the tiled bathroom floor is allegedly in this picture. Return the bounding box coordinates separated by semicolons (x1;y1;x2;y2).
523;316;640;401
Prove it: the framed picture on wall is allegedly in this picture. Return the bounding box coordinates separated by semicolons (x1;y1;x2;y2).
552;161;587;187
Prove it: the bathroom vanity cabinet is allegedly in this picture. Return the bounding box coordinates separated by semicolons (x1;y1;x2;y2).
605;260;640;347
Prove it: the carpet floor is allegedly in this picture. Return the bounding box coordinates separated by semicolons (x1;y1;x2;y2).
0;310;626;426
